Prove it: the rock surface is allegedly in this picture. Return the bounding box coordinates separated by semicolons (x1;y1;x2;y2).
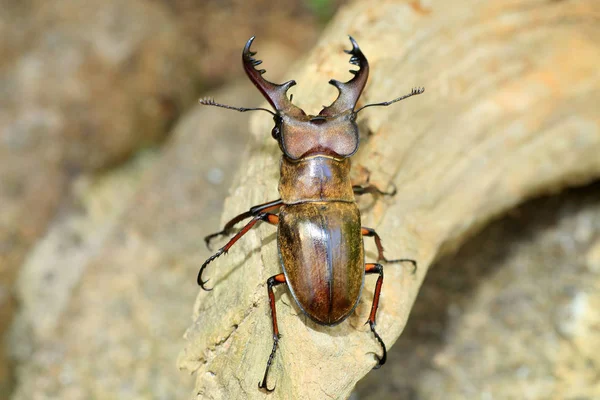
9;82;259;399
149;0;326;86
0;0;197;391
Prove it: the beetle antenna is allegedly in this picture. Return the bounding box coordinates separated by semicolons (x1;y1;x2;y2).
355;87;425;113
199;97;276;116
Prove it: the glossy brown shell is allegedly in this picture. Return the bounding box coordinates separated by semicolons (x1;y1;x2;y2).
277;202;364;325
279;156;355;204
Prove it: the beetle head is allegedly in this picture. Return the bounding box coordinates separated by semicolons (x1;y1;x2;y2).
243;36;368;161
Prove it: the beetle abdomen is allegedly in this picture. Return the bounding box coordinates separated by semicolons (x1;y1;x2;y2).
278;202;364;325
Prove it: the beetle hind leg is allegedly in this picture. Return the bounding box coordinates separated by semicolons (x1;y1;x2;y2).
258;273;287;392
365;263;387;369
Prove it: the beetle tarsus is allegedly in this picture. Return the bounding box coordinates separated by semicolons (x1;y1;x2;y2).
368;321;387;369
385;258;418;274
197;249;226;290
259;335;279;392
203;230;231;251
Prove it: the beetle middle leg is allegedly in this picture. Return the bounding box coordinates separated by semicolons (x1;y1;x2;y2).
259;273;287;392
364;262;387;369
198;213;280;290
361;227;417;272
353;183;397;197
204;199;283;249
351;165;396;197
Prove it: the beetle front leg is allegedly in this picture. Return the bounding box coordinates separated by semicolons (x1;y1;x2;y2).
198;213;280;290
361;227;417;272
259;273;286;392
365;263;387;369
204;199;283;249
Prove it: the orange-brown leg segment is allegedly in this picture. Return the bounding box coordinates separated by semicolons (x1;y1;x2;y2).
198;213;280;290
361;227;417;272
204;199;282;250
259;273;286;392
365;263;387;369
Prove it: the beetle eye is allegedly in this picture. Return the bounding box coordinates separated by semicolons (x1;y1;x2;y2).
271;115;282;139
271;126;280;139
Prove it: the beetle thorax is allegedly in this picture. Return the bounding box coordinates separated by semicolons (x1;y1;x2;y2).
278;155;354;204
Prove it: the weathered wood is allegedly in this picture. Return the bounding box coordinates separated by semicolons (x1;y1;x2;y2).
178;0;600;398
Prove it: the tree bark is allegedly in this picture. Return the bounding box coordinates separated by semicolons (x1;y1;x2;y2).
178;0;600;398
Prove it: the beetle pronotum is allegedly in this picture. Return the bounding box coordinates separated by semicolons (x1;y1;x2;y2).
199;36;423;391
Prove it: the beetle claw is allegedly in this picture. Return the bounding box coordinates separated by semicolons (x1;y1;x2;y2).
372;354;384;370
197;271;213;291
258;379;276;392
198;278;213;291
198;249;227;290
384;182;397;196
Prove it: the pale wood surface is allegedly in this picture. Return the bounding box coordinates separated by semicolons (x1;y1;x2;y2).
179;0;600;398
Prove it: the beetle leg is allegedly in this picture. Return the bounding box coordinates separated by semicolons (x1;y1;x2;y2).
365;263;387;369
361;227;417;273
204;199;283;250
259;273;286;392
198;213;280;290
353;183;397;197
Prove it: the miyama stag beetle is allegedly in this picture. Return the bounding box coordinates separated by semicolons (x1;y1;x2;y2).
199;36;424;391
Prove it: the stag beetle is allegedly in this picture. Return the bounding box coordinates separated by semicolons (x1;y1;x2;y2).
198;36;423;391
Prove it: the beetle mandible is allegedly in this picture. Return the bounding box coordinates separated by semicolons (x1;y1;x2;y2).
198;36;424;391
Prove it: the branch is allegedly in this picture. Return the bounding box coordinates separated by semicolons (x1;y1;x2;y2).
179;0;600;398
